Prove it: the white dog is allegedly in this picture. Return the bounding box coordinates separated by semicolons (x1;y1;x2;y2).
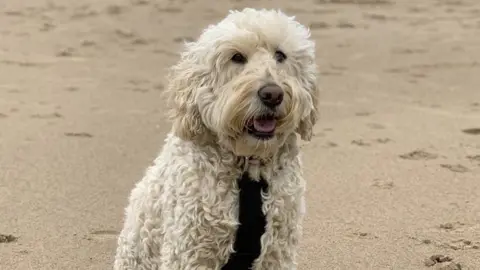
114;8;318;270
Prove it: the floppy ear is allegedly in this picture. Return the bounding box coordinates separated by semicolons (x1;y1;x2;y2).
165;49;210;143
296;75;319;141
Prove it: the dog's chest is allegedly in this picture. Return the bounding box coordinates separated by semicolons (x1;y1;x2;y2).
191;160;302;269
222;172;268;270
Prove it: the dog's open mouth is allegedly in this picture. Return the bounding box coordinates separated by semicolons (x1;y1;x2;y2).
247;114;277;140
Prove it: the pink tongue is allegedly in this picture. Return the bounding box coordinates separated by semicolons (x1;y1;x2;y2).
253;119;276;133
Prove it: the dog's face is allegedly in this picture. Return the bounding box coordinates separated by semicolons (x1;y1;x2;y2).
167;8;318;158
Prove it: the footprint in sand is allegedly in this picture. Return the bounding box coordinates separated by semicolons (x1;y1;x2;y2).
154;83;164;91
31;112;63;119
410;72;428;78
2;59;47;68
384;66;408;73
129;79;151;92
64;132;93;138
336;21;356;29
81;40;96;47
376;138;392;144
355;111;373;117
56;47;75;57
439;222;463;231
132;88;149;93
466;155;480;162
173;36;194;43
155;6;182;13
129;79;149;86
0;113;8;118
0;234;18;243
336;42;351;48
442;239;480;251
152;48;177;56
392;48;427;54
372;178;394;189
408;7;428;13
363;13;389;21
131;38;150;45
423;236;479;251
424;255;462;269
65;86;79;92
330;65;347;71
424;254;452;266
351;231;378;239
399;150;438;160
132;0;150;5
440;164;469;173
4;10;24;17
106;5;126;15
351;138;392;147
351;139;370;146
462;128;480;135
309;21;330;30
324;141;338;148
7;89;22;93
40;22;55;32
115;29;135;39
421;239;433;245
320;70;342;76
367;123;385;130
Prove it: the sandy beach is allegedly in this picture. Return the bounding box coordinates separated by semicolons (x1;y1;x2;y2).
1;0;479;269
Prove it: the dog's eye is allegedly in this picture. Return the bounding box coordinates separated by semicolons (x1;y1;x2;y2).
231;53;247;64
274;50;287;63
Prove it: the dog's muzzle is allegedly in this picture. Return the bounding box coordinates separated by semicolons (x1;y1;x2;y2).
244;84;284;140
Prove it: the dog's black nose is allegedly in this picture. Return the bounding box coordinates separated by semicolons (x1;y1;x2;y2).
257;84;283;108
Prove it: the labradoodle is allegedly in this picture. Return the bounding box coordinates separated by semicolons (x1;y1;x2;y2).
114;8;319;270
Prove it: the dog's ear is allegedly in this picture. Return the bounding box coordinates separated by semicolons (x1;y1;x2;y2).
296;75;319;141
165;51;210;143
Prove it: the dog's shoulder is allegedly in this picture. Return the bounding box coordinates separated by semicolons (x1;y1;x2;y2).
149;133;239;184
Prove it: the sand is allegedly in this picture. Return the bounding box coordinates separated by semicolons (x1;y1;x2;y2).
0;0;479;269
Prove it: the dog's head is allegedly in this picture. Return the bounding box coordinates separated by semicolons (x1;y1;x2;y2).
167;8;318;158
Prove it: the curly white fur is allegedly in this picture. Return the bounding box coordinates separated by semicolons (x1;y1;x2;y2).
114;8;318;270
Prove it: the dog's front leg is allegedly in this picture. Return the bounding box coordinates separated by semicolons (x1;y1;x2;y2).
159;210;237;270
159;178;238;270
